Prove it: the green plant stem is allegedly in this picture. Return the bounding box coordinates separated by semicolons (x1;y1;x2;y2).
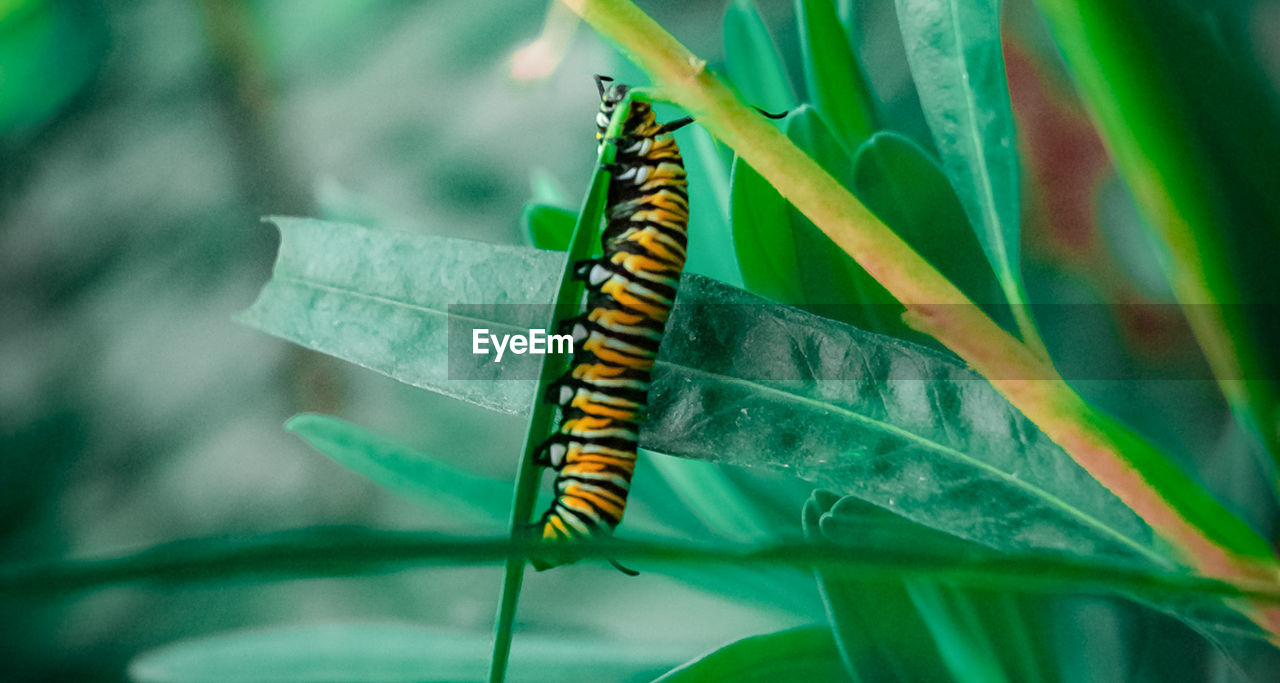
1030;0;1280;500
488;102;635;682
558;0;1280;640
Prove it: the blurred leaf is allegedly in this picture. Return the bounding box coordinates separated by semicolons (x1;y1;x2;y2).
520;202;575;251
902;583;1011;683
723;0;796;115
784;107;910;336
238;217;558;414
0;0;106;143
802;492;956;682
282;413;817;609
808;493;1057;683
796;0;876;149
810;491;1268;679
652;626;851;682
315;176;383;227
5;529;1279;614
1035;0;1280;477
645;275;1164;565
128;623;686;683
640;450;777;545
1094;174;1176;303
835;0;857;33
688;125;731;222
729;156;804;304
851;131;1011;329
894;0;1039;345
677;124;745;287
528;167;570;207
284;413;508;523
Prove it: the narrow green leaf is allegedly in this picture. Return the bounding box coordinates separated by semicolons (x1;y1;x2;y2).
808;493;1052;683
810;493;1266;679
0;0;106;142
723;0;796;115
284;413;508;522
489;147;613;683
645;275;1164;565
851;131;1014;329
784;108;911;336
676;124;745;287
796;0;876;149
653;626;851;682
729;155;804;304
6;529;1280;617
237;217;558;414
520;202;576;251
689;119;732;220
894;0;1043;350
128;623;688;683
803;493;954;682
641;450;777;545
905;582;1011;683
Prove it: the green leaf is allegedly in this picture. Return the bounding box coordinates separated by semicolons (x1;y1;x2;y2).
894;0;1040;346
1035;0;1280;476
489;130;619;683
903;582;1011;683
128;623;687;683
284;413;508;522
5;529;1279;618
528;167;570;207
723;0;796;115
851;131;1013;328
784;108;911;337
520;202;575;251
729;155;804;304
796;0;876;149
807;493;1057;683
315;176;382;227
808;493;1268;680
644;275;1165;565
803;492;956;682
639;450;777;545
241;222;1159;565
677;124;745;287
237;217;558;415
0;0;106;142
653;626;851;682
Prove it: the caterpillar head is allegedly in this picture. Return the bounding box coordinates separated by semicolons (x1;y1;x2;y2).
594;75;628;141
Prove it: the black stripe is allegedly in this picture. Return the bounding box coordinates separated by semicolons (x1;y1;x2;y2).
594;260;678;301
605;218;689;249
552;377;649;406
557;497;616;532
556;471;632;500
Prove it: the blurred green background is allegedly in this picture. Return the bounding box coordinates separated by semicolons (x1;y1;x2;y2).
3;0;1280;680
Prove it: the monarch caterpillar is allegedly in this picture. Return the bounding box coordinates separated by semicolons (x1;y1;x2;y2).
530;76;694;572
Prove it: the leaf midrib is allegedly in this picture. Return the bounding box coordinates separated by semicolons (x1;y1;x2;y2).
273;273;533;336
